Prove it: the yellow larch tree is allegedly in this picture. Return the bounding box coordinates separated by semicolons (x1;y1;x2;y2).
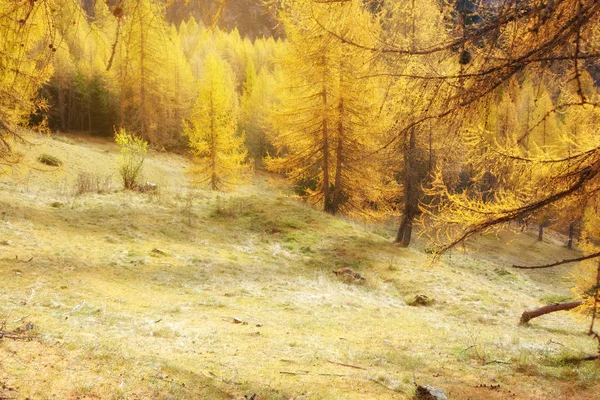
0;0;55;165
184;53;251;191
114;0;195;146
266;0;398;218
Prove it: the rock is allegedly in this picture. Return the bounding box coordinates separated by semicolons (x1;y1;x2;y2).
415;385;448;400
408;294;434;307
38;154;63;167
333;267;366;284
150;248;167;256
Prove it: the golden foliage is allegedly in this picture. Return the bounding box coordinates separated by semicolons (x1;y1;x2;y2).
184;53;251;191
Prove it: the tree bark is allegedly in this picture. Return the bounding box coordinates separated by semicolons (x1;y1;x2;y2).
396;128;417;247
322;72;332;214
331;97;344;215
519;300;582;325
538;224;543;241
568;222;575;249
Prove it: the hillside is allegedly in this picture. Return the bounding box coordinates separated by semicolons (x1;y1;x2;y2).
0;133;598;399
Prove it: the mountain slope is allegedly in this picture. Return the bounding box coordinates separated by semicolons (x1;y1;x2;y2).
0;133;598;399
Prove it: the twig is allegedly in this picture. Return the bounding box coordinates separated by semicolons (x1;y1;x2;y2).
11;314;29;323
483;360;511;365
316;373;349;377
327;360;366;370
208;371;242;385
461;344;477;353
280;371;309;375
68;301;86;314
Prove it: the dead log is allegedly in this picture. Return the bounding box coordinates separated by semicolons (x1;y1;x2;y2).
519;300;582;325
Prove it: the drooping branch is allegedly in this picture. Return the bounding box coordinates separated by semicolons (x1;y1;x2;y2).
513;251;600;270
437;164;599;254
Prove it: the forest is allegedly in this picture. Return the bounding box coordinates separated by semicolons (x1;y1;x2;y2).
1;0;600;399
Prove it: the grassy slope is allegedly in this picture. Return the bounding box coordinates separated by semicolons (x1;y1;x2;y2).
0;133;598;399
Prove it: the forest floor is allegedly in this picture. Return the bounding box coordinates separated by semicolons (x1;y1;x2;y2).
0;132;599;399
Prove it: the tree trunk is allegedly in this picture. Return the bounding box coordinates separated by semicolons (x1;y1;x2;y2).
57;78;66;132
331;97;344;215
396;216;413;247
568;222;575;249
519;300;582;325
396;128;417;247
322;74;332;213
538;224;543;241
139;15;147;139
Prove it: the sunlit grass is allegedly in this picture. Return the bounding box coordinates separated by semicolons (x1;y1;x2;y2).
0;133;598;399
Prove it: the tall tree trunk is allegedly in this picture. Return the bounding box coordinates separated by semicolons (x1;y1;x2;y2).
538;224;544;241
57;82;66;132
67;88;73;131
396;128;417;247
331;98;344;215
210;89;217;190
322;78;332;213
568;222;575;249
139;18;147;139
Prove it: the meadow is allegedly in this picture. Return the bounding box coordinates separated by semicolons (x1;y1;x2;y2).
0;133;598;399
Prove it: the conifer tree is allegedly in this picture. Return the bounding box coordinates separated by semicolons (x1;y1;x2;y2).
0;0;55;164
185;54;251;190
115;0;194;145
267;0;398;218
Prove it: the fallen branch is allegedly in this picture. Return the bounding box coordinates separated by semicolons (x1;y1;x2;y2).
327;360;366;370
279;371;349;377
519;301;583;325
0;328;32;340
563;354;599;363
280;371;309;376
12;314;29;324
0;331;22;339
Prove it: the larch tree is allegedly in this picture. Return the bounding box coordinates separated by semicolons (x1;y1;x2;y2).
240;59;276;164
114;0;195;146
184;53;251;191
266;0;399;218
0;0;55;165
378;0;451;246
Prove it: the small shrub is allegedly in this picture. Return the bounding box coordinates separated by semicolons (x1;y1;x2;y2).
38;154;62;167
74;172;113;196
115;128;147;190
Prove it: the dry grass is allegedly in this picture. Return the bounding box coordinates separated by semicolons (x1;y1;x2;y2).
0;132;599;399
